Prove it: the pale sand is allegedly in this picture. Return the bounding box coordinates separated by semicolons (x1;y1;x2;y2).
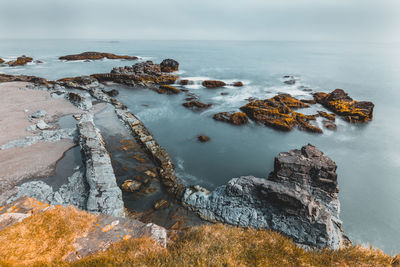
0;82;82;201
0;82;81;145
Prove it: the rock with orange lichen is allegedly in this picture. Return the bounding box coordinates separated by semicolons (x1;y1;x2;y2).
159;85;181;94
240;94;322;133
59;52;138;61
317;111;336;121
5;56;33;66
232;81;243;87
202;80;226;88
182;100;212;110
160;59;179;73
94;60;179;86
197;135;210;142
0;58;4;64
0;73;48;85
313;89;374;123
213;112;249;125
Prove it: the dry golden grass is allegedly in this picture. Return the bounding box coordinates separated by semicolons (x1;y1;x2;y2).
0;205;96;266
0;208;397;267
72;224;396;267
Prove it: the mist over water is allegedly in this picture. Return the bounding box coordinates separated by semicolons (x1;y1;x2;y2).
1;39;400;253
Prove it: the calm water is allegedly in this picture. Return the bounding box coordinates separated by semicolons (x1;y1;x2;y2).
1;39;399;253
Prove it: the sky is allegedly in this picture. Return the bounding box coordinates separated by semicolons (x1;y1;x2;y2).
1;0;399;42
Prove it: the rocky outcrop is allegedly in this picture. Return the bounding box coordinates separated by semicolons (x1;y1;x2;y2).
59;52;138;61
159;85;181;94
5;56;33;66
0;58;4;64
213;112;248;125
240;94;322;133
202;80;226;88
232;81;243;87
93;60;179;86
197;135;210;142
78;114;124;217
182;144;347;249
313;89;374;123
67;92;93;110
160;59;179;73
182;100;212;110
57;76;100;90
0;73;48;85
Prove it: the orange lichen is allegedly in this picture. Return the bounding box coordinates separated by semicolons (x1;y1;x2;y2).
159;85;181;94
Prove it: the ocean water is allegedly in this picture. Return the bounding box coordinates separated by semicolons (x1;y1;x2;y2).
1;39;399;253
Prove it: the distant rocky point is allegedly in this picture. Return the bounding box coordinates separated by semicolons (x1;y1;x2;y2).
59;51;139;61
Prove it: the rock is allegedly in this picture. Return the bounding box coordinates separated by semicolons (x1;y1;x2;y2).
30;110;47;119
179;79;189;85
213;112;248;125
57;76;99;90
323;120;337;130
67;92;93;110
0;73;48;85
197;135;210;142
159;85;181;94
317;111;336;121
313;89;374;123
160;59;179;73
221;92;229;96
36;120;50;130
122;179;142;192
78;114;124;217
103;89;119;97
232;81;243;87
95;60;179;86
240;94;322;133
154;199;170;210
0;58;4;64
6;56;33;66
300;99;317;104
144;170;157;178
283;76;296;85
59;52;138;61
202;80;226;88
183;144;347;249
182;100;212;110
34;60;43;64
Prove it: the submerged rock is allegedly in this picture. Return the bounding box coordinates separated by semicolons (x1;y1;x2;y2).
154;199;170;210
317;111;336;121
313;89;374;123
59;51;138;61
283;75;296;85
122;179;142;192
232;81;244;87
182;100;212;110
103;89;119;97
160;59;179;73
197;135;211;142
323;120;337;130
0;58;4;64
159;85;181;94
202;80;226;88
213;112;248;125
183;144;347;249
240;94;322;133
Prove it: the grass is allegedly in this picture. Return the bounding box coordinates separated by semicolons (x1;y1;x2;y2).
0;206;397;267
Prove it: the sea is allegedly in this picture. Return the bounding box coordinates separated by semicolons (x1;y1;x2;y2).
1;39;399;254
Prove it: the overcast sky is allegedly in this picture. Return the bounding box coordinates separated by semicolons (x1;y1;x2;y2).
1;0;399;42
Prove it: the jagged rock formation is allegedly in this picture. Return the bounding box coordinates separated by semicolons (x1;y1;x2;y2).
0;73;48;84
92;60;179;86
78;114;124;217
240;94;322;133
59;52;138;61
182;144;347;249
313;89;374;123
213;112;248;125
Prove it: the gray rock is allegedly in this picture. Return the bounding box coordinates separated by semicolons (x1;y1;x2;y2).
182;144;347;249
78;113;124;217
36;120;50;130
30;110;47;119
66;92;93;110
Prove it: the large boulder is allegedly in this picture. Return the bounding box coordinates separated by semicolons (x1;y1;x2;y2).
313;89;374;123
183;144;347;249
59;52;138;61
202;80;226;88
160;59;179;73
